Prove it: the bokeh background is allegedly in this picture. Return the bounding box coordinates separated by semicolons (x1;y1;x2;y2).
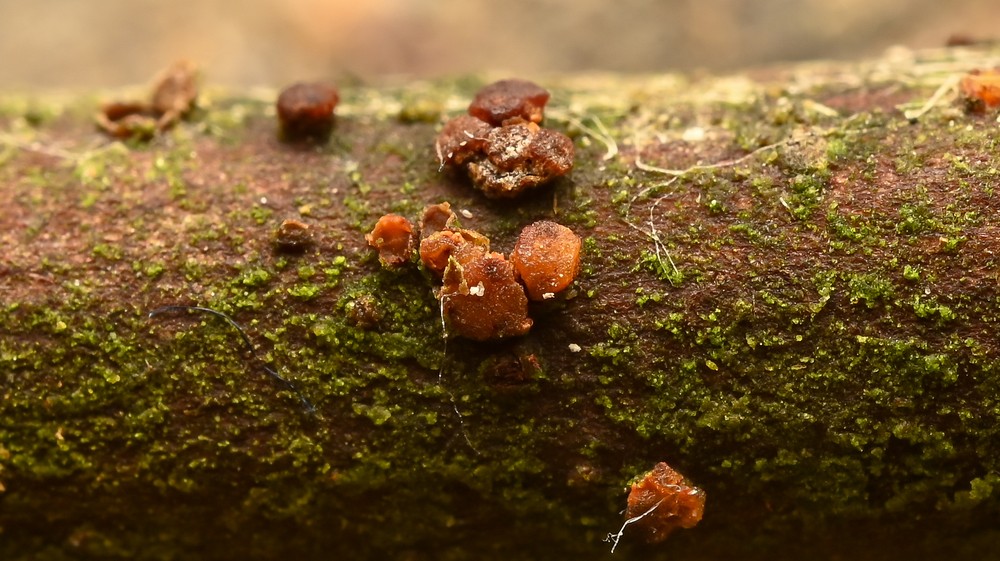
0;0;997;89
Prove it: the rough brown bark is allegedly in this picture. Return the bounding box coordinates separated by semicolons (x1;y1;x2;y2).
3;46;1000;560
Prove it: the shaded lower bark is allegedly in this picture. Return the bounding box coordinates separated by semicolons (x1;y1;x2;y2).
3;46;1000;560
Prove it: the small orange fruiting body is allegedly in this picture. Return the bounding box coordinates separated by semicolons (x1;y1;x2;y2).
625;462;706;544
960;69;1000;113
510;220;581;301
420;202;458;238
366;214;415;268
419;229;489;277
468;79;551;126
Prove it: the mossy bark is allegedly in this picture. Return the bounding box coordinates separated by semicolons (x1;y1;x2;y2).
4;47;1000;561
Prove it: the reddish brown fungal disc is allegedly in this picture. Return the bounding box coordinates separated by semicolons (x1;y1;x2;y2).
276;82;340;140
466;122;575;198
366;214;415;268
468;79;550;126
625;462;706;544
420;202;458;238
960;69;1000;113
435;80;574;198
435;115;493;167
510;220;581;301
419;228;489;277
440;252;532;341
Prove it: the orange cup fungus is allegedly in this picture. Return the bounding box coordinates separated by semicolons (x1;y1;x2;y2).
365;214;415;268
440;251;533;341
511;220;582;301
960;68;1000;113
367;203;582;340
625;462;706;544
436;79;575;199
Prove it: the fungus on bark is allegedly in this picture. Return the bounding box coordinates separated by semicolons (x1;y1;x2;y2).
276;82;340;141
368;208;580;341
960;69;1000;113
465;122;575;198
419;202;458;238
435;115;493;168
366;214;415;268
273;218;313;253
468;78;551;126
622;462;706;545
440;252;533;341
435;80;574;198
510;220;581;301
419;229;489;278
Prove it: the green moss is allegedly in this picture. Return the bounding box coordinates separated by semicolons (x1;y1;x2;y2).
92;243;123;261
634;249;684;285
847;273;895;308
912;295;956;322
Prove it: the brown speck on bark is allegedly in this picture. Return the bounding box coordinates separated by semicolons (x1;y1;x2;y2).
273;218;313;253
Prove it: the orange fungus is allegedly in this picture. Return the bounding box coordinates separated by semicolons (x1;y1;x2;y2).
465;122;575;198
960;69;1000;113
441;252;532;341
435;79;574;198
625;462;706;544
366;214;415;268
435;115;493;167
511;220;581;300
419;228;489;278
420;202;458;238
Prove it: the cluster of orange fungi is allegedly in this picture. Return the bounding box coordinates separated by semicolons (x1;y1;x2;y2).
366;202;581;341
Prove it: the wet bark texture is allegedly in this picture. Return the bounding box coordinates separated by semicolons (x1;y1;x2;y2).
3;46;1000;560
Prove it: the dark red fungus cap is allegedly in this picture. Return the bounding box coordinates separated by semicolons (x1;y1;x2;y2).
468;79;550;126
276;82;340;140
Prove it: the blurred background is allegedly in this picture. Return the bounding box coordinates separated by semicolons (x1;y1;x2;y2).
0;0;997;89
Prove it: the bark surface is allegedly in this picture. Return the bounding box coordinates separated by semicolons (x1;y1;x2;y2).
3;46;1000;560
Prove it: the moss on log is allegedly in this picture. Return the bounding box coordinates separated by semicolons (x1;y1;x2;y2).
3;46;1000;560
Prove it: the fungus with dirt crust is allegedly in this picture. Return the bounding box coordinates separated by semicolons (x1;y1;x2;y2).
435;80;574;198
607;462;705;551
